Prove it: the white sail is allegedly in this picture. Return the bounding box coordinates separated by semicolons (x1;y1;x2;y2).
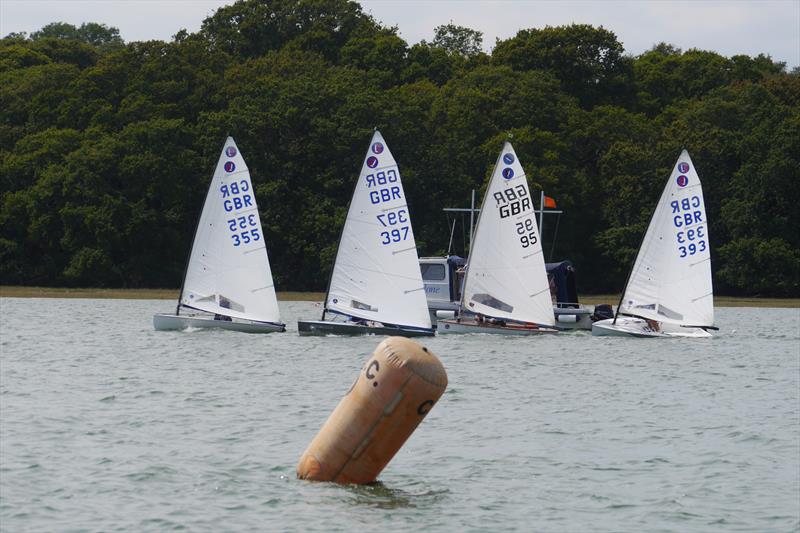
180;137;281;323
619;150;714;326
461;142;555;326
326;131;431;329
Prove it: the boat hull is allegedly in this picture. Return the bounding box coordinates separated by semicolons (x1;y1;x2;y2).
591;317;712;338
153;313;285;333
297;320;434;337
553;306;594;331
436;319;558;335
427;301;594;330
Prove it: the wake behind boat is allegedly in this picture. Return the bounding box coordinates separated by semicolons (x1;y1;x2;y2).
153;137;285;333
298;130;434;337
438;142;557;335
592;150;716;338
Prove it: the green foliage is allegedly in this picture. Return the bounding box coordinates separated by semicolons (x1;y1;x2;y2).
492;24;633;108
0;2;797;296
29;22;124;52
430;23;483;58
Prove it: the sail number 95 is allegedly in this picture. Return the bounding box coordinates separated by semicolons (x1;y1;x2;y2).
516;218;538;248
227;214;260;247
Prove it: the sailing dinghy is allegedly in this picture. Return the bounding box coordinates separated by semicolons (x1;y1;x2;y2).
153;137;285;333
592;150;716;338
437;142;558;335
297;131;434;337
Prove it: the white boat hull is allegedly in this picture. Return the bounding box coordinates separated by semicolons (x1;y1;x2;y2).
437;319;558;335
153;313;285;333
591;317;712;338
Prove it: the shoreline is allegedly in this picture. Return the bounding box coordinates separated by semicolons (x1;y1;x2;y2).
1;286;798;308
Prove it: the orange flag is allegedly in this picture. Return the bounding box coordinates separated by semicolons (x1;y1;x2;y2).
543;195;557;209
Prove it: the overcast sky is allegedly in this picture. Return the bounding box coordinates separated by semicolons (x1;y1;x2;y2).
2;0;798;68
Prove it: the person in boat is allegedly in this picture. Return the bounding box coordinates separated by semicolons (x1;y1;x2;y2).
487;317;506;327
645;318;660;332
350;316;384;328
475;313;484;324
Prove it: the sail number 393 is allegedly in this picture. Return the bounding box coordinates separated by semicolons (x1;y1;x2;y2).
677;226;706;257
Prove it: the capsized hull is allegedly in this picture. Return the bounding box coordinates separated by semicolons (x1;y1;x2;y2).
297;320;434;337
436;318;558;335
591;317;712;338
153;313;285;333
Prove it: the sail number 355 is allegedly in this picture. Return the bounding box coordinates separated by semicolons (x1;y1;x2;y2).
227;214;260;247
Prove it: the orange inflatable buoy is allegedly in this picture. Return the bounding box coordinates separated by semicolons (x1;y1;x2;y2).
297;336;447;484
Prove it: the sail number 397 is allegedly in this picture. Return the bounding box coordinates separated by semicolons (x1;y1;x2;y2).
377;209;410;245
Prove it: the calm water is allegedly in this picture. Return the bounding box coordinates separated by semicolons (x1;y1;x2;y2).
1;298;798;532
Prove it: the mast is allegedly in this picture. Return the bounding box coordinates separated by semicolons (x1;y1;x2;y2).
611;184;661;325
469;189;476;252
458;171;492;313
175;137;226;316
320;132;373;321
539;190;545;237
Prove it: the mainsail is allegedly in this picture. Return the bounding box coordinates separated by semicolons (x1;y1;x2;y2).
180;137;281;323
325;131;431;330
461;142;555;326
618;150;714;326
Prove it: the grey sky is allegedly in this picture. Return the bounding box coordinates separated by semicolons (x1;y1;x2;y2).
2;0;798;67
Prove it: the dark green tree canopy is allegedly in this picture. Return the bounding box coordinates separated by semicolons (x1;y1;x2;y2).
1;0;797;296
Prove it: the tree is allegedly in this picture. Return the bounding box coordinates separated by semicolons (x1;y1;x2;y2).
430;23;483;58
493;24;633;108
200;0;382;61
30;22;124;51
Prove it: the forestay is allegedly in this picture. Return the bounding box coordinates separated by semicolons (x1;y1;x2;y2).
619;150;713;326
461;142;555;326
326;131;431;330
180;137;281;323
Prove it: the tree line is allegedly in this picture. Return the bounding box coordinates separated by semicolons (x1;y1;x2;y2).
1;0;798;296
